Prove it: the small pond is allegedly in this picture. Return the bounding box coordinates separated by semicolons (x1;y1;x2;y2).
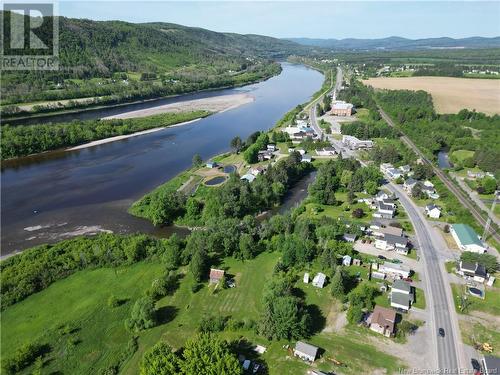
223;165;236;174
205;176;227;186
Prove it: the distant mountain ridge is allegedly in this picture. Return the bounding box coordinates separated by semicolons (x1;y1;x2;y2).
285;36;500;51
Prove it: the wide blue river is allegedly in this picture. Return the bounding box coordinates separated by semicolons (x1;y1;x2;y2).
1;63;324;255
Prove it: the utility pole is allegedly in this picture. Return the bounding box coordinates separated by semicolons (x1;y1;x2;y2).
482;190;499;240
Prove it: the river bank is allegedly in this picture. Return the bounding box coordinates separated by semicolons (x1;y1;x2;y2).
1;63;324;255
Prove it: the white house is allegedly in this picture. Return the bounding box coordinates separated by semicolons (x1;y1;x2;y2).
399;165;411;174
315;147;337;156
312;273;326;288
379;262;411;279
450;224;487;253
240;174;256;183
342;135;373;150
458;261;488;283
386;168;402;180
373;202;395;219
404;178;418;193
267;144;277;152
293;341;319;362
425;204;441;219
380;163;394;175
390;280;413;312
375;234;409;254
301;154;312;163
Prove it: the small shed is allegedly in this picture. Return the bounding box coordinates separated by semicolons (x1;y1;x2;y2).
209;268;225;284
343;233;357;243
293;341;319;362
206;161;218;169
312;272;326;288
303;272;310;284
342;255;352;266
353;258;361;266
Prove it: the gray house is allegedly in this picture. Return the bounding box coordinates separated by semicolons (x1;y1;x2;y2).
293;341;319;362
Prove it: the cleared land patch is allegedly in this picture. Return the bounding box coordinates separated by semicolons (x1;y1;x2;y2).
362;77;500;115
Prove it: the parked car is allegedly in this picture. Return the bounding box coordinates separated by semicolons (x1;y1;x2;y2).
438;328;445;337
391;259;402;264
377;255;387;260
252;363;261;373
471;358;481;375
403;277;413;282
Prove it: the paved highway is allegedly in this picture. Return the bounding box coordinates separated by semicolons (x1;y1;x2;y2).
379;108;500;243
387;182;464;372
308;66;343;140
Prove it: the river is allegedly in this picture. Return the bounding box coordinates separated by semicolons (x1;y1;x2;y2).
1;63;324;256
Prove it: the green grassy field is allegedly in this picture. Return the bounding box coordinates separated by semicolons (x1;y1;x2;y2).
459;320;500;356
450;150;474;165
1;262;165;374
2;250;406;375
451;283;500;316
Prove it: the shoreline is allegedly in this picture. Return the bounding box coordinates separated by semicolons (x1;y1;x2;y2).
1;68;279;125
66;118;202;151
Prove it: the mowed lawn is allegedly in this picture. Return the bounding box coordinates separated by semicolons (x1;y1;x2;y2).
451;284;500;316
362;76;500;115
1;262;164;374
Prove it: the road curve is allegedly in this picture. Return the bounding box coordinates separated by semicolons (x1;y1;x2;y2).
379;108;500;243
387;183;463;372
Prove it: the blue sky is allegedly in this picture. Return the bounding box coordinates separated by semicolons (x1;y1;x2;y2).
59;1;500;39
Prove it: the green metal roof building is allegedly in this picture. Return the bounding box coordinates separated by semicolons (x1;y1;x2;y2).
450;224;486;253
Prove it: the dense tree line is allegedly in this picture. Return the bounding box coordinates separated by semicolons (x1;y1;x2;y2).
1;111;210;160
376;90;500;177
309;159;383;205
341;120;398;140
0;233;178;308
140;333;241;375
2;11;290;107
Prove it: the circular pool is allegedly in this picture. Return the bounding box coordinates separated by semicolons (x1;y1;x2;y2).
468;287;483;297
223;165;236;174
205;176;227;186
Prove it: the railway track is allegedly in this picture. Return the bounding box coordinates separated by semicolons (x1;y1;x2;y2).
379;108;500;243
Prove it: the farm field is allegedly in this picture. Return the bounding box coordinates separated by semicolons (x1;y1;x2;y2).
362;76;500;115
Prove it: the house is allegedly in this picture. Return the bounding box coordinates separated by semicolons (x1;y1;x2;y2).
467;170;486;179
342;255;352;266
425;204;441;219
293;341;319;362
249;166;266;176
343;233;357;243
392;279;412;295
342;135;373;150
404;178;418;193
312;273;326;288
330;100;353;116
422;184;440;199
483;356;500;375
386;168;402;180
353;258;362;266
257;150;274;162
374;190;392;202
373;202;395;219
379;262;411;279
450;224;487;253
375;234;409;253
240;174;256;183
209;268;225;284
369;305;397;337
267;144;277;152
303;273;310;283
380;163;394;175
391;290;412;312
458;261;488;283
301;154;312;163
206;161;218;169
381;198;396;208
370;220;384;231
423;180;434;188
315;147;337;156
399;165;411;174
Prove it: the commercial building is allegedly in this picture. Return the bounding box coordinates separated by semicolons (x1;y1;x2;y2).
330;100;353;116
450;224;487;253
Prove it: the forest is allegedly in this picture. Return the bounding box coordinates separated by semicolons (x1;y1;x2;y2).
1;11;306;111
375;89;500;177
0;111;210;159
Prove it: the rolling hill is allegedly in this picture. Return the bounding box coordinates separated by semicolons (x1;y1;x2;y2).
286;36;500;51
